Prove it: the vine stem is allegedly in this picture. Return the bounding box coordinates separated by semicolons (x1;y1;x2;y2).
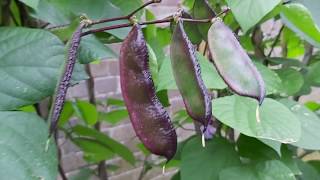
85;65;108;180
48;0;162;30
81;8;231;37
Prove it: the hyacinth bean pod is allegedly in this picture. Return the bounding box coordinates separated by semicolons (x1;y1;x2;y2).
120;25;177;160
207;18;266;104
49;24;84;136
170;20;212;130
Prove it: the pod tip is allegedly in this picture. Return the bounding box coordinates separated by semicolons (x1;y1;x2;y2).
162;164;166;175
256;105;261;123
201;133;206;147
45;138;51;152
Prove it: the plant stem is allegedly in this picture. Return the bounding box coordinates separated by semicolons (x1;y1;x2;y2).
267;25;284;57
48;0;161;30
85;64;108;180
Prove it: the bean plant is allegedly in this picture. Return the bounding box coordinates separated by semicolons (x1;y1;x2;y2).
0;0;320;180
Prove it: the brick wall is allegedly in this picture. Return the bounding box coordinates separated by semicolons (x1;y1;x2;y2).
58;1;191;180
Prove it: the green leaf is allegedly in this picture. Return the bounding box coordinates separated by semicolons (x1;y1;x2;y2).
72;125;135;165
69;168;94;180
258;138;282;156
282;27;305;58
237;134;279;160
72;137;114;163
106;98;125;107
147;44;159;86
0;111;58;180
305;101;320;112
110;0;143;18
192;0;215;40
78;35;117;64
226;0;281;32
0;27;82;110
99;109;129;125
296;0;320;28
254;62;282;95
297;160;320;180
35;0;130;39
281;3;320;48
305;61;320;86
18;0;39;9
73;100;98;125
279;99;320;150
157;53;227;91
276;68;304;96
58;101;74;127
266;57;305;68
212;95;301;143
219;160;295;180
181;136;241;180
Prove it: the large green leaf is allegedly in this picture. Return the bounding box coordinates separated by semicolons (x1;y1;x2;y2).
99;109;129;125
219;160;295;180
297;160;320;180
212;95;301;143
73;100;98;126
0;27;84;110
297;0;320;28
157;53;227;91
225;0;281;32
280;99;320;150
281;3;320;48
18;0;39;9
181;136;241;180
305;61;320;86
0;111;58;180
254;62;282;95
78;35;117;64
35;0;130;39
276;68;304;96
72;125;135;165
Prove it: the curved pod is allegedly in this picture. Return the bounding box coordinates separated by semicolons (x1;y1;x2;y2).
208;19;265;104
170;21;212;129
49;24;84;136
120;25;177;160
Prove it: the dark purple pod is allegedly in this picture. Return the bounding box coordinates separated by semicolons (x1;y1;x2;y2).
207;19;266;104
170;20;212;130
120;25;177;160
48;24;84;136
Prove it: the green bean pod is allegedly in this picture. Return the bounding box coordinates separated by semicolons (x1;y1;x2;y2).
170;20;212;129
208;18;265;104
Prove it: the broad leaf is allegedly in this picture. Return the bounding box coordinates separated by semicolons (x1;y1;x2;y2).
72;125;135;165
73;100;98;126
254;62;282;95
72;137;114;163
276;68;304;96
157;54;227;91
0;112;58;180
226;0;281;32
181;136;241;180
18;0;39;9
281;3;320;48
297;160;320;180
219;160;295;180
35;0;130;39
212;95;301;143
297;0;320;28
280;99;320;150
99;109;129;125
0;27;84;110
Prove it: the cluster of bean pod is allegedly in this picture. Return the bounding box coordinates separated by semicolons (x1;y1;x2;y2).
49;2;265;161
